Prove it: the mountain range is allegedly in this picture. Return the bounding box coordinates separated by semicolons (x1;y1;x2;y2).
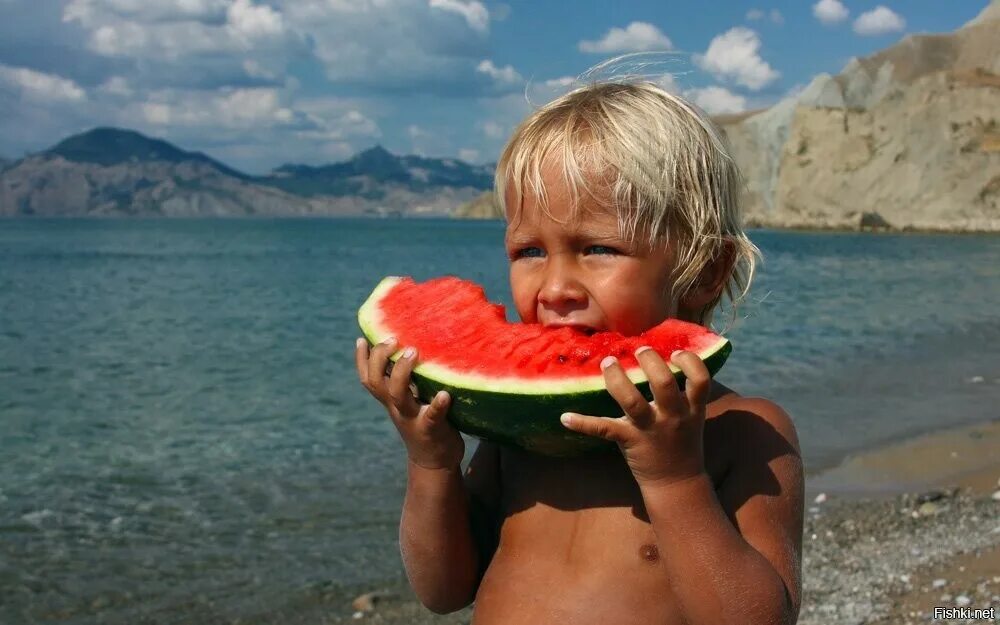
0;128;493;217
2;1;998;229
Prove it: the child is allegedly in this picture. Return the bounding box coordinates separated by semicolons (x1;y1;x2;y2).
356;79;804;625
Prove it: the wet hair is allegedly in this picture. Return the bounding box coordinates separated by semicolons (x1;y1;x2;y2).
494;76;761;331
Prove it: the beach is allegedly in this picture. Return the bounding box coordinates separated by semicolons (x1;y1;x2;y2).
314;420;1000;625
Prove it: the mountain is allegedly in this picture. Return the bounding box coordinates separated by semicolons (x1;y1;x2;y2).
264;144;493;198
0;129;491;217
453;189;502;218
47;127;248;179
718;0;1000;231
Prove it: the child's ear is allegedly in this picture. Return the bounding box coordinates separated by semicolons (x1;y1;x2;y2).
681;239;737;311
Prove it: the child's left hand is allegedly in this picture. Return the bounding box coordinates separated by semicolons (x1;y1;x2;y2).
559;348;710;488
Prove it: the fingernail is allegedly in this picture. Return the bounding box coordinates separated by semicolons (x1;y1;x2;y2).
402;346;416;359
560;413;573;426
382;336;397;346
634;346;652;357
435;390;449;404
600;356;617;370
671;350;684;361
356;337;365;349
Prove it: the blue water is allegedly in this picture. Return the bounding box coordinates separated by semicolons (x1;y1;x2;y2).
1;218;998;623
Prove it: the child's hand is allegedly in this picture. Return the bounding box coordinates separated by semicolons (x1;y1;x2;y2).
559;348;709;488
355;337;465;471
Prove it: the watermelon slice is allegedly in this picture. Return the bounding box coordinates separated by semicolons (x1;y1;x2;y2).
357;276;732;456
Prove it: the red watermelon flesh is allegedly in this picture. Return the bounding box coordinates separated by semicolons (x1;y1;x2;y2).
358;276;731;455
362;275;727;384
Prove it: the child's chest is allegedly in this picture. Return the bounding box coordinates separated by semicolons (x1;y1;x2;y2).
474;449;730;625
497;431;730;514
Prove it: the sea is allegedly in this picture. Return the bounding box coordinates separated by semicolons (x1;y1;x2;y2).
1;217;998;624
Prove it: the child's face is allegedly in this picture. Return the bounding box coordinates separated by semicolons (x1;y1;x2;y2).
504;164;676;336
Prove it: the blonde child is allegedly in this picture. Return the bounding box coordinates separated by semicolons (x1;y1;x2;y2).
356;79;804;625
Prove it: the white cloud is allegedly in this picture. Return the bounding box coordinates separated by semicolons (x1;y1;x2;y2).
63;0;302;91
429;0;489;33
226;0;285;40
291;98;382;143
813;0;849;25
279;0;501;95
0;63;87;101
458;147;479;162
647;73;679;94
746;8;782;24
99;75;133;97
853;6;905;36
543;76;576;89
408;124;428;140
133;87;303;129
695;27;779;91
62;0;229;24
476;60;522;85
142;102;171;124
578;22;672;54
406;123;452;157
480;120;504;138
684;86;746;115
57;0;517;97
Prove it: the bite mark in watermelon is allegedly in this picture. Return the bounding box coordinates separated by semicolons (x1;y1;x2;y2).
358;276;732;456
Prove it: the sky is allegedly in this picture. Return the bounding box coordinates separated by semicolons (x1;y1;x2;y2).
0;0;990;174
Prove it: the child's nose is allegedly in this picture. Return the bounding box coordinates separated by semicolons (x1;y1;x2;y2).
538;262;587;308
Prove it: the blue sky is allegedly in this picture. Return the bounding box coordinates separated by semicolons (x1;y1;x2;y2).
0;0;989;174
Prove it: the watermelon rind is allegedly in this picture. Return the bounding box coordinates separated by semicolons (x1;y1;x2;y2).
358;276;732;457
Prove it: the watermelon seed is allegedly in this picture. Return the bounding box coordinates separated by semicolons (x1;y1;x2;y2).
557;355;568;364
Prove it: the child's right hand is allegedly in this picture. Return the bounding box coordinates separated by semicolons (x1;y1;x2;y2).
355;337;464;471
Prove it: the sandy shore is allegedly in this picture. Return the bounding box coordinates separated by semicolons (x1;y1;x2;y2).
311;420;1000;625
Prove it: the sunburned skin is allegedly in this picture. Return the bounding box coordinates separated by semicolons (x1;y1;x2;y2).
466;383;800;625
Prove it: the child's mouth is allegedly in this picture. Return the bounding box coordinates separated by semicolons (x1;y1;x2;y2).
547;324;599;336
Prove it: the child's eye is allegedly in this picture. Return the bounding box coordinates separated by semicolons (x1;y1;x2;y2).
587;245;618;254
512;247;544;259
511;245;619;259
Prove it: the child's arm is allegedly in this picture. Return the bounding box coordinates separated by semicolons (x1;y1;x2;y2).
356;338;500;613
560;349;803;625
637;399;802;625
399;441;501;613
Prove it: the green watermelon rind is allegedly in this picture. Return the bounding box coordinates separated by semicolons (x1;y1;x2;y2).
358;276;732;457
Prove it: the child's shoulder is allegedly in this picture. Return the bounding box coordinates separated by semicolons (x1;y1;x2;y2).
708;388;799;446
705;385;801;473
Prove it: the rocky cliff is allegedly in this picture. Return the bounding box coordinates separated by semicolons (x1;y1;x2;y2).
719;1;1000;231
457;2;1000;231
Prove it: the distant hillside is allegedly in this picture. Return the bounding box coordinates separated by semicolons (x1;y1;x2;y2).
48;127;248;179
263;145;493;199
0;129;491;217
454;190;502;219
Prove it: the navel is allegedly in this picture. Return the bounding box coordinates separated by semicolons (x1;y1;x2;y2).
639;543;660;563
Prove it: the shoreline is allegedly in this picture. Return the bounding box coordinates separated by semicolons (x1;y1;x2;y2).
805;417;1000;500
307;419;1000;624
3;214;1000;234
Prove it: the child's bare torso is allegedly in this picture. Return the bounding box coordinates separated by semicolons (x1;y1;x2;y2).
471;385;739;625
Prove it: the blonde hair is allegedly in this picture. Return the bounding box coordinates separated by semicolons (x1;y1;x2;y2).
494;77;761;332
